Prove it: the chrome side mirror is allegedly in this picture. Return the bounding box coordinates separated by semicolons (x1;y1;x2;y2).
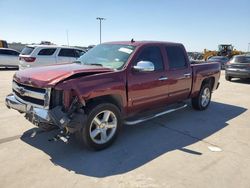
133;61;155;72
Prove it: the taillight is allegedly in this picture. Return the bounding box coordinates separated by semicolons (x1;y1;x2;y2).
226;61;231;65
23;57;36;63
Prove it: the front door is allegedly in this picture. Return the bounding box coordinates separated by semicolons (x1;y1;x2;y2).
127;45;169;114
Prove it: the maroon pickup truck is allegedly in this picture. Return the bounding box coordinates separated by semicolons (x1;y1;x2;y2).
5;41;220;150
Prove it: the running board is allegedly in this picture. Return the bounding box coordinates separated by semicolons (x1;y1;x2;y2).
124;104;188;125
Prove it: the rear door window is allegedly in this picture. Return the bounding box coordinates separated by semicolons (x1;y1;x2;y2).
0;49;9;55
135;46;164;71
8;50;20;56
165;46;187;69
38;48;56;55
21;47;35;55
0;49;19;56
58;48;76;57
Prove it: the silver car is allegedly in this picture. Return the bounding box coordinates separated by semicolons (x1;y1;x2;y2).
225;55;250;81
0;48;20;68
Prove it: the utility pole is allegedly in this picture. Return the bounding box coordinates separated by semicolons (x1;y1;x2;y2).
66;30;70;46
96;17;105;44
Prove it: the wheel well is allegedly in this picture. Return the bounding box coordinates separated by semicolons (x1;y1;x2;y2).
85;95;123;112
201;77;215;90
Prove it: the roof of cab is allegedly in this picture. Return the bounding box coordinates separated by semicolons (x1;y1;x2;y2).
104;41;183;47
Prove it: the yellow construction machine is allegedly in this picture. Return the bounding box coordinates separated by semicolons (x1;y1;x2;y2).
203;44;242;60
0;40;8;48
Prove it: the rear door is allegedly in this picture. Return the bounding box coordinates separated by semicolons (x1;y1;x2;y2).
127;45;169;113
164;45;192;102
35;48;57;66
57;48;77;63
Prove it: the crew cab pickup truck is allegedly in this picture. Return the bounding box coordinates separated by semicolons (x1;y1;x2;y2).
5;41;220;150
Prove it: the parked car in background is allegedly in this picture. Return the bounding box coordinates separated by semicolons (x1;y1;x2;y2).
225;55;250;81
19;45;85;69
0;48;20;68
207;56;229;69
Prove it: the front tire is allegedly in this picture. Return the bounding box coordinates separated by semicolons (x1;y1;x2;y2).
192;84;212;110
77;103;122;150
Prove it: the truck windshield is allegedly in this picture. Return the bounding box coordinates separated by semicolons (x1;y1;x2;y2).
77;44;135;70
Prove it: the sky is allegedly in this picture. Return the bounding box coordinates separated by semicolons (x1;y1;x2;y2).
0;0;250;52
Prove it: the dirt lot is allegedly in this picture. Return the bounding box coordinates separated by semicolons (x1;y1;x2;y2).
0;69;250;188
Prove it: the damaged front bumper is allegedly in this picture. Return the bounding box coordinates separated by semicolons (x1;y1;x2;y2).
5;94;85;133
5;94;50;121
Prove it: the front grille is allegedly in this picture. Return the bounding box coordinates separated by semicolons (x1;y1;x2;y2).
12;80;51;109
13;90;44;106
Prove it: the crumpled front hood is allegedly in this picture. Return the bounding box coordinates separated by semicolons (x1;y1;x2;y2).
14;63;113;87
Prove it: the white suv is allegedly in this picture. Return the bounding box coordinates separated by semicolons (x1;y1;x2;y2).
19;45;86;69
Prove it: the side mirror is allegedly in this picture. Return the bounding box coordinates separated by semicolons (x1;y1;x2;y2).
133;61;155;72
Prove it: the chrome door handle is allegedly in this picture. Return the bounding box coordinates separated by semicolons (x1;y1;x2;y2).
158;76;168;81
184;73;191;78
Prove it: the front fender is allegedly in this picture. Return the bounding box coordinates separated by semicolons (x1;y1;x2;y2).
55;71;128;109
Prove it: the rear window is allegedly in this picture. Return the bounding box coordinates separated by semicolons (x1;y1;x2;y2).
58;48;75;57
38;48;56;56
165;46;187;69
232;56;250;63
21;47;34;55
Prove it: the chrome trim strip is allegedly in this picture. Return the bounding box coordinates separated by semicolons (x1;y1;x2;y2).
44;88;51;108
158;77;168;81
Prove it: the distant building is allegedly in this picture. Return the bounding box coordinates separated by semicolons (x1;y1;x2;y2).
8;42;26;52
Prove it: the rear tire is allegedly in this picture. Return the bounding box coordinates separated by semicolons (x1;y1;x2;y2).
225;75;232;81
192;84;212;111
76;103;122;150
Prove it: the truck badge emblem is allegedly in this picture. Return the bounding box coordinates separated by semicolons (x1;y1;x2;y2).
19;87;26;96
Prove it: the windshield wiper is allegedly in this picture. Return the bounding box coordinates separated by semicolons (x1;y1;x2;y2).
87;63;103;67
73;61;82;64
